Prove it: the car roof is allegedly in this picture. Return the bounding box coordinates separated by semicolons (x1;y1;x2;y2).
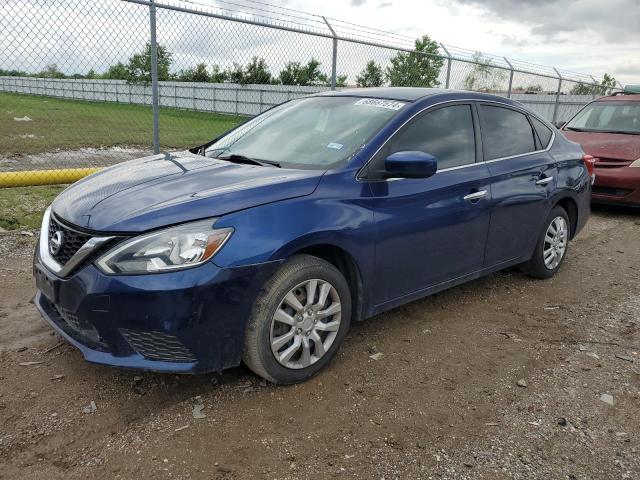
313;87;447;101
313;87;514;104
595;94;640;102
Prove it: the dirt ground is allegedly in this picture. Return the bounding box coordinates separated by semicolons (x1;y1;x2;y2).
0;147;149;171
0;206;638;480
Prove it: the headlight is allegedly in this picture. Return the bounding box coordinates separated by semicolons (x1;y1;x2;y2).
96;219;233;274
630;158;640;167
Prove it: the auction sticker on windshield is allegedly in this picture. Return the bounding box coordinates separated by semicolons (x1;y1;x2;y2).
354;98;406;110
327;142;344;150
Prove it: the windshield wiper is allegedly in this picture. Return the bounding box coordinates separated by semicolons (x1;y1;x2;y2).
602;130;640;135
565;127;640;135
216;154;281;168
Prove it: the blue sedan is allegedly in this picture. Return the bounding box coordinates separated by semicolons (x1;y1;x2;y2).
33;88;591;383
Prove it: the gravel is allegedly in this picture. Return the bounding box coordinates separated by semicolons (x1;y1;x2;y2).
0;207;639;479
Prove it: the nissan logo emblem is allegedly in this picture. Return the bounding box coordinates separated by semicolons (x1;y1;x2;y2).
49;230;64;256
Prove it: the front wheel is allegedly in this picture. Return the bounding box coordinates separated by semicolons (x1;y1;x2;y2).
243;255;351;384
521;205;570;279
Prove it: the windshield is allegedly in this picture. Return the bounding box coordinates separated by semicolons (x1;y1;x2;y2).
205;96;407;169
565;101;640;134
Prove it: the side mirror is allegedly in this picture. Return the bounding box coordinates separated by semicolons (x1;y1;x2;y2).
554;121;566;129
385;151;438;179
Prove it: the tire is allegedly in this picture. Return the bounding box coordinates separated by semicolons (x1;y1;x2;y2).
242;254;351;384
521;205;571;279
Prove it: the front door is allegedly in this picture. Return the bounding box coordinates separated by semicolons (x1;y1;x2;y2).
365;103;492;305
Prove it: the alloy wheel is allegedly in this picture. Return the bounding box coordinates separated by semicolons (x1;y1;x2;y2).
270;279;342;369
543;215;568;270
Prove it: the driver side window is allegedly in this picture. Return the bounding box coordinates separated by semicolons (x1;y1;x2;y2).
385;104;476;170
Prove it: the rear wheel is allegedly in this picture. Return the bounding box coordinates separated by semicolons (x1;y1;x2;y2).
521;205;570;279
243;255;351;384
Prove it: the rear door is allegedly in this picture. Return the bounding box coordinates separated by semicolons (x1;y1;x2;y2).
478;103;557;266
366;103;492;304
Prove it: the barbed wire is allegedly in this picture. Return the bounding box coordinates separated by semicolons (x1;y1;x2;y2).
153;0;609;85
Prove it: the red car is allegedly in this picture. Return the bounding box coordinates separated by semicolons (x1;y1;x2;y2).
561;88;640;206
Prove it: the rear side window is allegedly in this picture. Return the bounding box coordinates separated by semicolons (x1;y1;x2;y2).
480;105;536;160
530;116;553;149
387;105;476;169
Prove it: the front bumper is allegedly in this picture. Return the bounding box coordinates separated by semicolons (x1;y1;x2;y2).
33;255;280;373
592;166;640;206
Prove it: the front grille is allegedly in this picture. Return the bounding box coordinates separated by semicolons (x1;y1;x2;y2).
120;329;196;363
592;186;633;197
48;215;92;265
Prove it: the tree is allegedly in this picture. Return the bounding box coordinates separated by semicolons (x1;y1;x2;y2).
243;57;272;84
221;57;272;85
102;62;128;80
336;74;348;88
569;83;593;95
598;73;617;95
524;84;543;93
463;52;506;92
279;58;328;86
0;68;29;77
209;65;227;83
386;35;444;87
39;64;65;79
225;63;245;84
177;63;211;82
125;43;172;84
570;73;617;96
356;60;384;87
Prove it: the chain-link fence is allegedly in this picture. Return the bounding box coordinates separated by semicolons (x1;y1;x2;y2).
0;0;623;186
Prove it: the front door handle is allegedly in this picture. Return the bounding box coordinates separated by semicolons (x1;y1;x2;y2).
535;176;554;186
463;190;488;202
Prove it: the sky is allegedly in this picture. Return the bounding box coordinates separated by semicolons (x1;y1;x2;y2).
283;0;640;84
1;0;638;86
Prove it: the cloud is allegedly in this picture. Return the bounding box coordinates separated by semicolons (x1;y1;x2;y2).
496;34;529;48
2;0;638;84
435;0;640;81
450;0;640;43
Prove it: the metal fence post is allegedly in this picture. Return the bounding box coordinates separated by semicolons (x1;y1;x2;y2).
440;43;452;89
149;0;160;154
552;68;563;124
504;57;514;98
323;17;338;90
589;75;598;99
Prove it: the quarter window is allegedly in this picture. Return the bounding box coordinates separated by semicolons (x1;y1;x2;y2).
530;116;553;149
386;105;476;170
480;105;536;160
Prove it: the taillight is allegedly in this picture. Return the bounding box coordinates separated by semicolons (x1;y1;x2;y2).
582;155;597;183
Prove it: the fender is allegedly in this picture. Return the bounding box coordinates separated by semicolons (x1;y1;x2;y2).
212;168;376;303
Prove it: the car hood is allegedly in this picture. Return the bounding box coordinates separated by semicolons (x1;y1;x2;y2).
562;131;640;161
52;151;324;232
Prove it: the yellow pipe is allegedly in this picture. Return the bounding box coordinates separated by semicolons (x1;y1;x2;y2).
0;168;102;188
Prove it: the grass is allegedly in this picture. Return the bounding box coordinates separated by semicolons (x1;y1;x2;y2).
0;185;66;230
0;91;246;154
0;92;247;230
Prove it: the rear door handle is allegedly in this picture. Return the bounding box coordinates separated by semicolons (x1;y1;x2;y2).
535;176;554;186
463;190;488;202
